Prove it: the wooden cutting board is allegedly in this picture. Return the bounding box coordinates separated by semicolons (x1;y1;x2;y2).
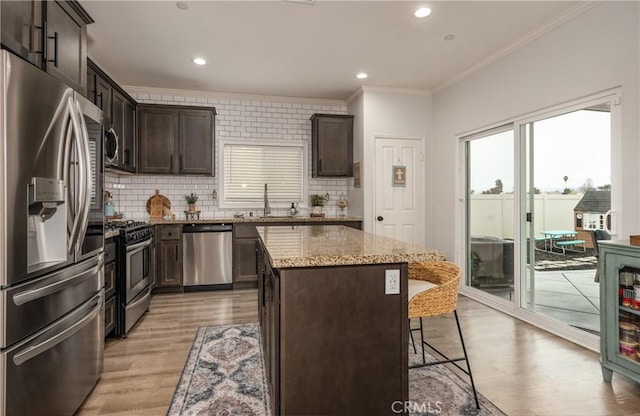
147;190;172;220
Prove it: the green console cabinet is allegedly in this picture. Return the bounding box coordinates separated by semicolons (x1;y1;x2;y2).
599;240;640;384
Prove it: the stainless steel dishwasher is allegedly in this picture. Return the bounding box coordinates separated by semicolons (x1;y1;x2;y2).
182;224;233;290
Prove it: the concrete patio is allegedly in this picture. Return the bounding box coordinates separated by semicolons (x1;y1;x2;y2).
529;268;600;334
482;267;601;334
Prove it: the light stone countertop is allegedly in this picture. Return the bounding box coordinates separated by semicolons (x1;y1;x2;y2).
150;216;363;225
257;225;445;268
105;230;120;239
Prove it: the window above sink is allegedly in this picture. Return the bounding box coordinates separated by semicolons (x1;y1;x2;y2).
219;139;308;209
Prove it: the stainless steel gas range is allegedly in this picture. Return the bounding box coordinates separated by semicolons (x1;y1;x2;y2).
106;221;155;336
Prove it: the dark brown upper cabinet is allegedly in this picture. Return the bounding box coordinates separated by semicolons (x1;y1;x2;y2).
138;105;216;176
112;90;136;172
310;114;354;177
86;64;96;102
1;1;93;94
1;1;43;67
95;73;112;117
87;59;137;173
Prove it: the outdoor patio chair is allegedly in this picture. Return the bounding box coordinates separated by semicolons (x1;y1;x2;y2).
407;261;480;409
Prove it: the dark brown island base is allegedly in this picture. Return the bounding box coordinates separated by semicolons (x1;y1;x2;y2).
257;225;445;415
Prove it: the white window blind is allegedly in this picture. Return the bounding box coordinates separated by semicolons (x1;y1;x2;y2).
223;142;305;203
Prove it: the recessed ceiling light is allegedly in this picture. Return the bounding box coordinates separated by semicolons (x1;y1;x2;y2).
356;72;368;79
444;34;455;41
176;1;188;10
414;7;431;18
192;57;206;65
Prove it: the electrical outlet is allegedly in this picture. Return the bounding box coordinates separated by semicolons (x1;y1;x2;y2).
385;269;400;295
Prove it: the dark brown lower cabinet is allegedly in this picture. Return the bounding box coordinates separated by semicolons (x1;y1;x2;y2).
104;238;116;337
233;237;260;289
156;225;183;290
104;296;115;338
259;243;408;415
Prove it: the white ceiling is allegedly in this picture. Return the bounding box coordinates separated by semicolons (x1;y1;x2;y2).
84;1;580;101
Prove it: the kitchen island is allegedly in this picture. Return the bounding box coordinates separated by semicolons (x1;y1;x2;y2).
257;225;445;415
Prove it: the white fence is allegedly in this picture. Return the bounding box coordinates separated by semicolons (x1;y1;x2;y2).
469;193;583;239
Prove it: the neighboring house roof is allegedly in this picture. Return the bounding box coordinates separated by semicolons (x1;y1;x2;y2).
574;190;611;213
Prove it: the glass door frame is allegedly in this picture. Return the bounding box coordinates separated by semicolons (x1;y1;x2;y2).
458;88;622;352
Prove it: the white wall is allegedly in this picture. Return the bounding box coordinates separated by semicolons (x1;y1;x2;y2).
105;88;350;220
346;91;364;218
348;88;432;237
432;1;640;260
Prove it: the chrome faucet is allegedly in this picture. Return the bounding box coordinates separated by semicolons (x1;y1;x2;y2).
264;183;271;217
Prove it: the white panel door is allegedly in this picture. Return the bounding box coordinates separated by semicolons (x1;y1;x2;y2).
373;137;425;245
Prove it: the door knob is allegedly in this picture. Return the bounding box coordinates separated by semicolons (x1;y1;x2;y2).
377;216;384;221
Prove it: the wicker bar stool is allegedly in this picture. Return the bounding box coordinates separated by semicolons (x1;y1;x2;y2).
408;261;480;409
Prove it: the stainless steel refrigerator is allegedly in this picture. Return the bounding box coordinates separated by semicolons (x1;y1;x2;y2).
0;50;105;416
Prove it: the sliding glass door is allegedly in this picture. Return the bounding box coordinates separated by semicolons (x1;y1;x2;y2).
463;92;617;346
466;127;515;304
522;105;611;335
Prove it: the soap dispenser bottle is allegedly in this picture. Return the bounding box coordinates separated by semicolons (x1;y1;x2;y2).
290;202;297;216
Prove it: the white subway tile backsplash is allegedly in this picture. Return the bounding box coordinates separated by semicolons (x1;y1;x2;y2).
106;90;348;220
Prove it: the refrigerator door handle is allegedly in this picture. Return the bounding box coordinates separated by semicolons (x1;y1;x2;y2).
12;292;104;366
66;98;86;254
75;101;92;250
62;103;76;254
12;257;104;306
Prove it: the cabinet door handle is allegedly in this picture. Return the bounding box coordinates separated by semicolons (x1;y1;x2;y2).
170;155;173;171
33;23;47;61
124;149;130;165
175;247;179;262
98;93;103;109
318;159;322;172
47;31;59;67
180;154;184;170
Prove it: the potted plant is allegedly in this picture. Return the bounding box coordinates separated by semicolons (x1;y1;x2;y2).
185;193;199;212
309;194;326;216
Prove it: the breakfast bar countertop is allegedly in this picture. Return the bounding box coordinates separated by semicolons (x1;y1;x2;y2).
257;225;445;269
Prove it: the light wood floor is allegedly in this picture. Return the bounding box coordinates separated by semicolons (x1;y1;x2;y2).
78;290;640;415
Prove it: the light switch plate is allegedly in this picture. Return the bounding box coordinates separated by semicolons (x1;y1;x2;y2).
385;269;400;295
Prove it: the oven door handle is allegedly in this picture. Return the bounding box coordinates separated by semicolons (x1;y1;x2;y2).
13;256;104;306
13;291;104;365
127;238;152;255
128;286;152;309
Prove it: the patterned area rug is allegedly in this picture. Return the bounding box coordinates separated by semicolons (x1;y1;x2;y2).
408;351;505;416
168;322;505;416
168;323;270;416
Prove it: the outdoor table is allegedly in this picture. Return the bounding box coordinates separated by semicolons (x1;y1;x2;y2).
540;230;578;252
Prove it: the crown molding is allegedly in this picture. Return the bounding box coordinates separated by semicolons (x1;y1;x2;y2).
345;88;363;106
345;85;430;106
122;85;347;107
432;1;602;95
360;85;431;96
